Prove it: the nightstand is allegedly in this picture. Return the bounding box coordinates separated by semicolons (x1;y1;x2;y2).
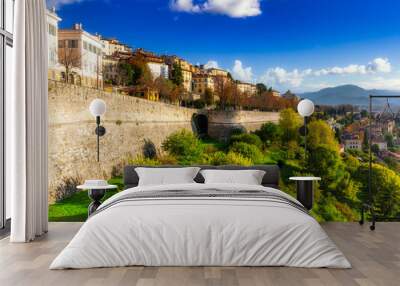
77;182;118;216
289;177;321;210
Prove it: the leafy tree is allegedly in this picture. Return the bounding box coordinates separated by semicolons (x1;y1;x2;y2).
307;120;339;150
255;122;282;145
214;76;235;109
117;63;134;86
355;163;400;218
256;83;267;95
279;108;302;144
384;133;394;148
171;63;183;86
360;110;368;118
155;77;174;101
383;156;400;172
162;129;203;164
371;144;380;155
129;56;153;86
204;88;214;106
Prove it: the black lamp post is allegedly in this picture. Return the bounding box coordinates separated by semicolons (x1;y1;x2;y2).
89;99;106;162
297;99;315;157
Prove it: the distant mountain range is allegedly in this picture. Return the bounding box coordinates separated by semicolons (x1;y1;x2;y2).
300;85;399;106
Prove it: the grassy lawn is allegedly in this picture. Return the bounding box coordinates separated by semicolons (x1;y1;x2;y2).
49;177;124;222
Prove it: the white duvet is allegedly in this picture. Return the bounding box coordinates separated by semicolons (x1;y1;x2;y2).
50;183;351;269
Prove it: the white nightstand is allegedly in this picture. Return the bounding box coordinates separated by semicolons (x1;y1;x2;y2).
289;177;321;210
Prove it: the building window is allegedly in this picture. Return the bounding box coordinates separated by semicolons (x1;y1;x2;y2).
48;24;56;36
68;40;78;48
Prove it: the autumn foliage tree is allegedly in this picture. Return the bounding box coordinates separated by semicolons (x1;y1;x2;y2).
58;39;81;84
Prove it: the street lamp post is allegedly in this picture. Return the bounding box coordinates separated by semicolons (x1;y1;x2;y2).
297;99;315;157
89;99;107;162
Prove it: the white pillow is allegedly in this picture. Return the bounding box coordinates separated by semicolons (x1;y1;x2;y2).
135;167;201;186
200;169;266;185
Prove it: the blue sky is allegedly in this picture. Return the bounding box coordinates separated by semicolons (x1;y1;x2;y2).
48;0;400;93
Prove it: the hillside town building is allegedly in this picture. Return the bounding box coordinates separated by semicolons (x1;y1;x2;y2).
46;8;62;81
58;23;104;88
101;38;132;56
236;81;257;96
135;48;169;79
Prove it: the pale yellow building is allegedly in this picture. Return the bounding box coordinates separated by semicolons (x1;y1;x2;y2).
103;55;120;85
236;81;257;96
207;67;229;78
193;73;215;95
271;89;281;97
164;56;193;93
58;23;104;89
101;38;132;56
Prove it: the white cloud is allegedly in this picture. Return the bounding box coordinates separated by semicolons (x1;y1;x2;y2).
204;60;219;69
170;0;201;13
232;60;253;82
170;0;262;18
357;76;400;91
367;57;391;73
261;58;393;89
313;58;392;76
260;67;307;87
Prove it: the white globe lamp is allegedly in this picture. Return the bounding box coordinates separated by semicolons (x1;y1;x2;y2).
89;99;106;117
297;99;315;117
297;99;315;159
89;99;107;162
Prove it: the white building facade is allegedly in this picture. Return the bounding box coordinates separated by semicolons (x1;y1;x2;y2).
58;23;104;88
147;62;169;80
46;8;61;80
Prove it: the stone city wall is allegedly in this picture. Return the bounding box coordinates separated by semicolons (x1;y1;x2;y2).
48;81;279;201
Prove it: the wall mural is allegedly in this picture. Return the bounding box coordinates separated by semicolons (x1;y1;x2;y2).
46;1;400;223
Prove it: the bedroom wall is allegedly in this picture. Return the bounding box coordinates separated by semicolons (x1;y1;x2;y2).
48;81;279;201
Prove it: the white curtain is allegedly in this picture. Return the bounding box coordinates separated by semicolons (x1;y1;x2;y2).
9;0;48;242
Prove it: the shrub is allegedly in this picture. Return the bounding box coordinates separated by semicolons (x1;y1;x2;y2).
229;142;263;163
229;127;245;137
206;151;228;165
192;99;206;109
111;161;125;177
203;145;219;154
128;155;160;166
162;129;203;164
225;151;252;166
255;122;282;145
142;139;157;159
229;133;263;149
158;155;178;165
54;176;82;202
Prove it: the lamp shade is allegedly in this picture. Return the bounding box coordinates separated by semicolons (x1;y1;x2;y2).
297;99;315;117
89;99;106;117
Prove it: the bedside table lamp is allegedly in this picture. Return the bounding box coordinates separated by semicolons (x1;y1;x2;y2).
89;99;107;162
297;99;315;156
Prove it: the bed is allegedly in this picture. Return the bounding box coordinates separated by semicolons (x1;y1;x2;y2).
50;165;351;269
